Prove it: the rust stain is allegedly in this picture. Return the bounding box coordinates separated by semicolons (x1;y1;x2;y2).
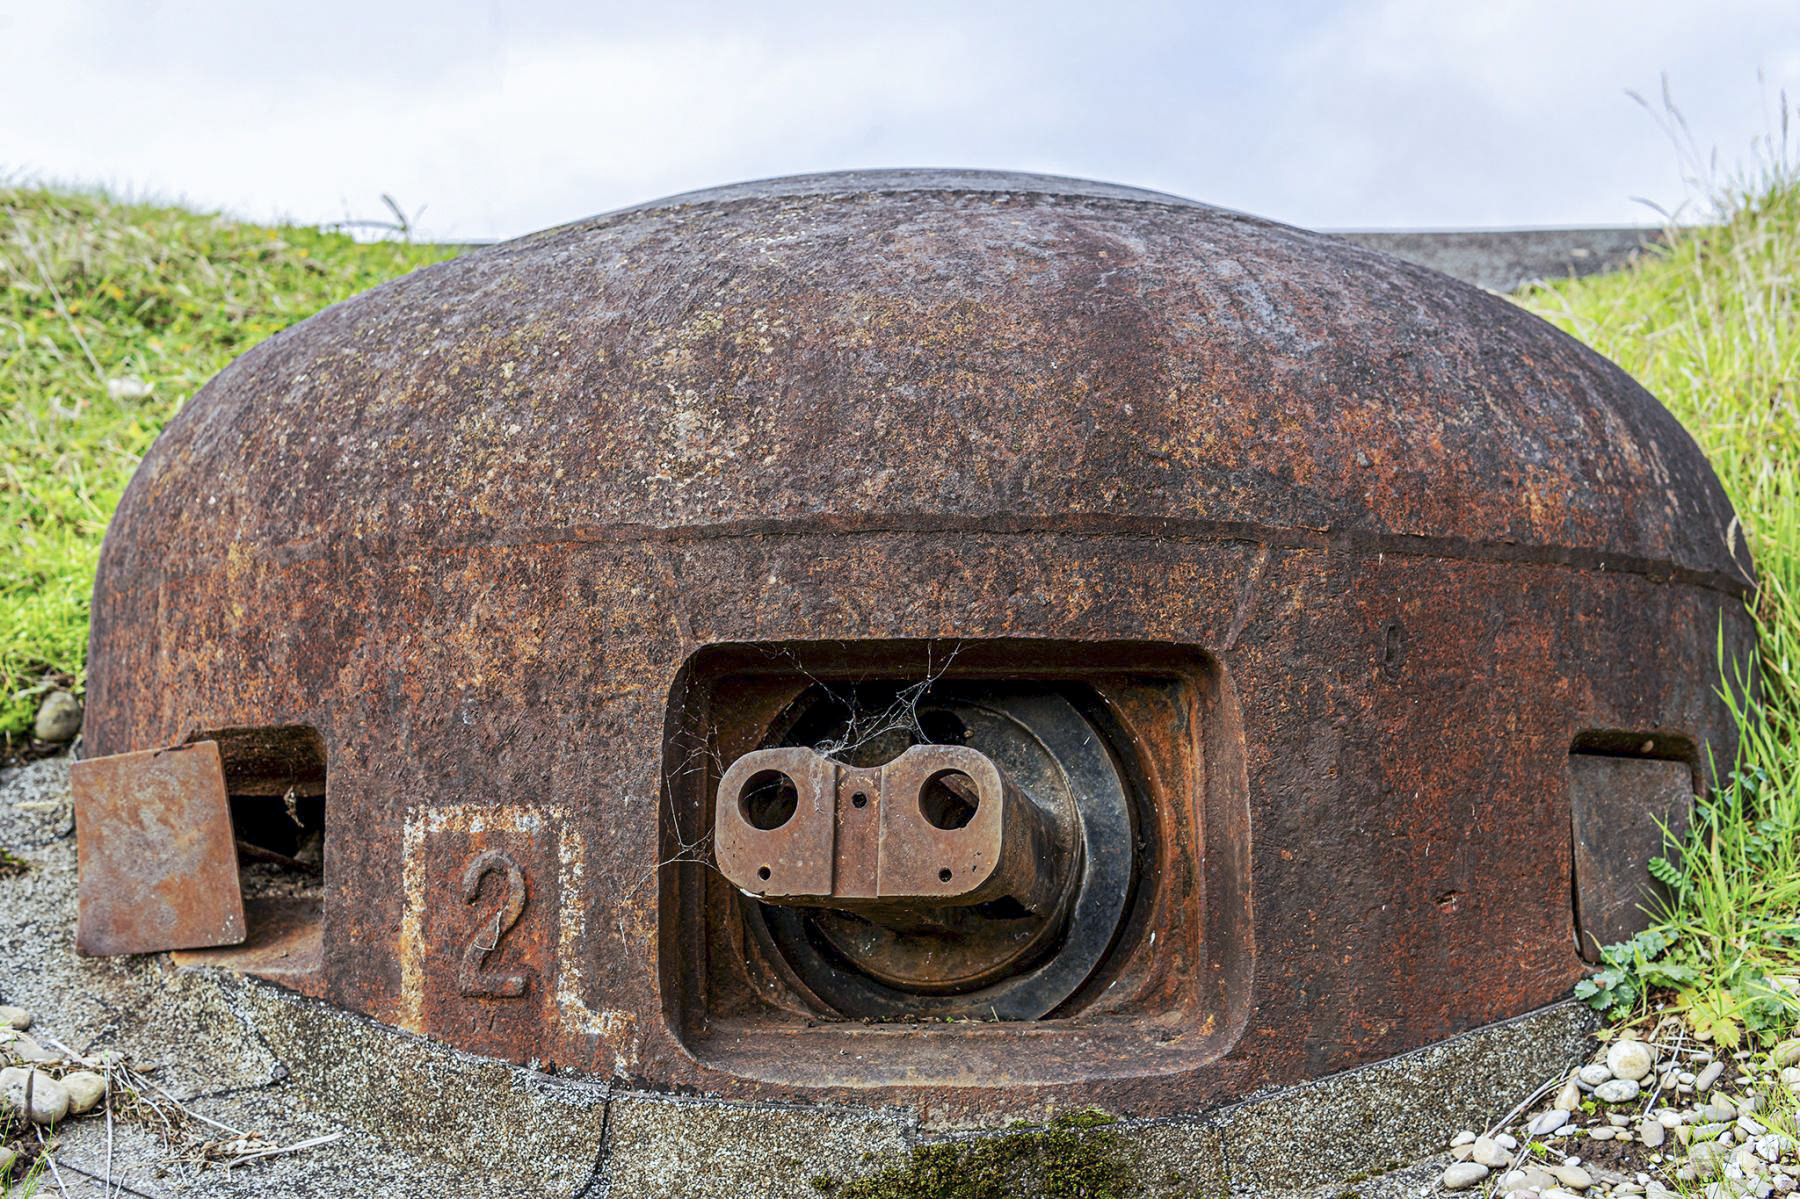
72;742;245;956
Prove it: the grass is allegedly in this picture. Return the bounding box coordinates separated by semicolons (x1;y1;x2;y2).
0;187;459;741
1519;142;1800;1045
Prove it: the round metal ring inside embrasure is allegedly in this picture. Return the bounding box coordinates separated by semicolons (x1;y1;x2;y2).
751;684;1135;1020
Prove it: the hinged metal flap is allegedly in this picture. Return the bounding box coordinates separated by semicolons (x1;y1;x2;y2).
1570;753;1693;962
72;740;246;956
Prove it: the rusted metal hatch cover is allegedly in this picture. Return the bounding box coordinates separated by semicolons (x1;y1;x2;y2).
72;740;245;955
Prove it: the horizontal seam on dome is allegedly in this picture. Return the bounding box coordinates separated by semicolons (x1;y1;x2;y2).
206;512;1755;599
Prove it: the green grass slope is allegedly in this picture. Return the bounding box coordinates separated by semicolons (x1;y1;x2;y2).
1520;174;1800;1044
0;188;459;737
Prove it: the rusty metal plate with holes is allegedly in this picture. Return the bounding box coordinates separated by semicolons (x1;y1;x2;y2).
713;744;1064;910
1570;754;1694;961
72;741;245;955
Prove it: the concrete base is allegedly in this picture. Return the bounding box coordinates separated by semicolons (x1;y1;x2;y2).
1;756;1595;1196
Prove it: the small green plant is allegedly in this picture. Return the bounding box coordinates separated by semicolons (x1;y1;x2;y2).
0;1109;43;1199
1572;928;1695;1017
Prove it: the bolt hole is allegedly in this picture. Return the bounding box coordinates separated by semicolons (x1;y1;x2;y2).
938;868;953;882
851;791;868;809
758;866;771;881
919;770;980;830
916;709;967;746
739;769;799;831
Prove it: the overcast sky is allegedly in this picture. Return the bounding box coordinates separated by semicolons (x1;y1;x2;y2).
3;1;1798;242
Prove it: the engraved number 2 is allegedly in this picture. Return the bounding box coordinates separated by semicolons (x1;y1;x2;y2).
459;849;528;998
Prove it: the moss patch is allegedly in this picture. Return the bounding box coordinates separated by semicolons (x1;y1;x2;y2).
814;1110;1158;1199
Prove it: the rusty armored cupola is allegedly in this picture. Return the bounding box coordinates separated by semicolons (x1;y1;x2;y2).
75;170;1755;1118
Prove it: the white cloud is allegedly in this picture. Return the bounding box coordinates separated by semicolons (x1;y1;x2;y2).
1260;0;1800;226
1;0;1797;237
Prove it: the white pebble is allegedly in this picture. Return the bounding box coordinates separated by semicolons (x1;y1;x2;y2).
1473;1136;1511;1167
1451;1129;1477;1147
1697;1060;1727;1091
0;1065;68;1124
1579;1063;1614;1087
1556;1077;1583;1111
1589;1127;1617;1141
61;1069;105;1115
1443;1162;1490;1190
1529;1110;1570;1135
1552;1163;1595;1190
0;1031;54;1064
1596;1078;1641;1103
1608;1040;1655;1081
1641;1120;1667;1148
0;1007;30;1031
1496;1133;1518;1150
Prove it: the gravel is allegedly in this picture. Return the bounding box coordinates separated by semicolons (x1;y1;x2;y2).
0;1004;126;1157
1437;1025;1800;1199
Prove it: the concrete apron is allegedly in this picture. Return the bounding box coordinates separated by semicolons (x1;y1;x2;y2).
1;756;1596;1197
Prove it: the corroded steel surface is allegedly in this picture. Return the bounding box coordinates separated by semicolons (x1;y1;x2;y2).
72;741;245;955
82;170;1756;1120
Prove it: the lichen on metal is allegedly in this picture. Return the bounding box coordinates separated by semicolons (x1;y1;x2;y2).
79;169;1754;1120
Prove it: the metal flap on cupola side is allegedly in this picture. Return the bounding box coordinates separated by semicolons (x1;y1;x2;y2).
72;169;1755;1119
